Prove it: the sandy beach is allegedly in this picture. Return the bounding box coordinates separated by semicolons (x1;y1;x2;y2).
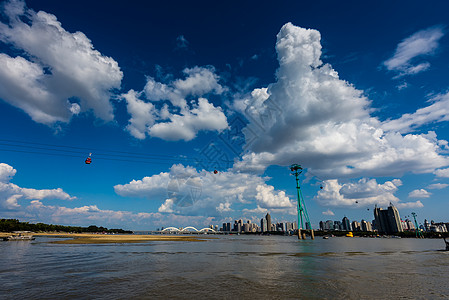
1;232;209;244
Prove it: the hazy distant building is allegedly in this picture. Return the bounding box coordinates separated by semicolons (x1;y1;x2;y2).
234;220;243;232
261;218;268;232
352;221;361;231
405;219;415;230
374;203;403;234
285;222;294;232
276;222;284;232
434;222;449;232
401;219;415;231
401;220;408;231
266;213;271;232
424;219;430;231
334;221;342;231
429;222;448;233
221;222;231;232
342;217;352;231
361;219;372;232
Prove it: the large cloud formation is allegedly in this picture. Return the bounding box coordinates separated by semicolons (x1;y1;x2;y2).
114;164;295;217
0;163;75;210
234;23;449;180
0;0;123;124
123;66;228;141
0;162;215;228
315;178;423;209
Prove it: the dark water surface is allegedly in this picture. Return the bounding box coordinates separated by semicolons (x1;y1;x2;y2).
1;235;448;299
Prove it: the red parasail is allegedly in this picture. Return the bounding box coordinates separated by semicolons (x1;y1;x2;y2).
214;170;218;174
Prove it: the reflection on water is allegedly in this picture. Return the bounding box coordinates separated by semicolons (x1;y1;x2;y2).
0;236;448;299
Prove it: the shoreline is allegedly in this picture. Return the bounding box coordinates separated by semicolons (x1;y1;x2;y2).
1;232;210;244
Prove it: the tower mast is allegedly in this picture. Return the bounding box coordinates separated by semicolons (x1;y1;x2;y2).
411;212;424;238
290;164;314;240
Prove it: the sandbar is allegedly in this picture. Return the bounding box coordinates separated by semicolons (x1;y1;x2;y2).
34;233;208;244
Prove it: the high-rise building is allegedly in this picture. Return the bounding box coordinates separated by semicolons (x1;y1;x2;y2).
361;219;372;232
387;204;402;233
285;222;294;232
352;221;360;231
234;220;242;232
424;219;430;231
334;221;342;230
222;223;231;232
261;218;268;232
405;219;415;230
374;203;403;234
266;213;271;232
319;221;325;231
342;217;352;231
325;220;333;230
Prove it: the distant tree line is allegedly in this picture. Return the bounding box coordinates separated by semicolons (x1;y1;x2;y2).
0;219;133;234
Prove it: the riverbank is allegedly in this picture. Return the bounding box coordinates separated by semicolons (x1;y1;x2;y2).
41;233;209;244
1;232;209;244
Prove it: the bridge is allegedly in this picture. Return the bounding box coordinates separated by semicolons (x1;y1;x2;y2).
161;226;218;234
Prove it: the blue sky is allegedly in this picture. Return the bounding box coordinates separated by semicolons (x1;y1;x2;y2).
1;0;449;230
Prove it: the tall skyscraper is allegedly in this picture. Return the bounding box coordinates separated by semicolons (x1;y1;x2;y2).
261;218;267;232
352;221;360;231
374;203;403;234
325;220;333;230
342;217;352;231
361;219;372;232
319;221;325;231
266;213;271;232
405;219;415;230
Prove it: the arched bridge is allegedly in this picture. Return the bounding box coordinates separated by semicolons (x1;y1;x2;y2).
161;226;217;233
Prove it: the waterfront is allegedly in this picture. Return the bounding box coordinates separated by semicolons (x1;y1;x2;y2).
1;235;448;299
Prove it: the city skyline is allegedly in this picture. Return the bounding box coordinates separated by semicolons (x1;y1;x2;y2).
1;0;449;230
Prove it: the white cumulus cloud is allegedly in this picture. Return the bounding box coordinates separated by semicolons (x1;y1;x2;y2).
0;163;75;210
148;98;228;141
255;184;293;208
123;66;228;141
0;163;16;182
434;168;449;178
114;164;294;217
408;189;431;198
315;178;418;208
0;0;123;125
233;23;449;179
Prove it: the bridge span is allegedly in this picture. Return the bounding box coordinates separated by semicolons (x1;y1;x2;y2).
161;226;218;233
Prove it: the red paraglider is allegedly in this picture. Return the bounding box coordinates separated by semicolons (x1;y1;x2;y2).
214;170;218;174
85;153;92;164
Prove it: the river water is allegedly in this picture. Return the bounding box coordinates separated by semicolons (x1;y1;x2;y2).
1;235;448;299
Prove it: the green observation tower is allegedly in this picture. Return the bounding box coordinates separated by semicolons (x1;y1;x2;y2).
290;164;314;240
